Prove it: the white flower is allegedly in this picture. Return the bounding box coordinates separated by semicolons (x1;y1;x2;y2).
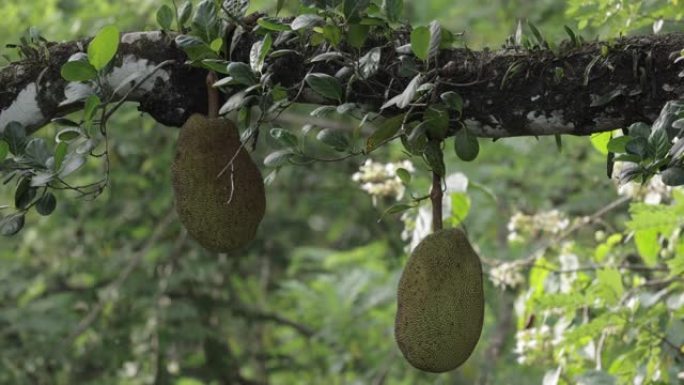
489;261;525;289
351;159;415;205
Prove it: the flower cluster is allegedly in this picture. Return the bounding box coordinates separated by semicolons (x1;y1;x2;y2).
514;325;553;364
507;209;570;243
615;168;672;205
351;159;414;206
489;261;526;290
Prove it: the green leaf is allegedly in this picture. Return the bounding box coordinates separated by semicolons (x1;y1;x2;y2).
0;140;9;161
60;60;98;82
381;203;413;219
359;47;381;79
88;25;120;70
30;171;54;187
192;0;218;42
0;213;25;236
3;121;27;155
410;26;430;60
264;149;294;167
257;17;292;31
634;229;659;266
590;131;612;155
250;34;272;73
661;167;684;186
270;128;299;148
316;128;350;151
450;192;471;224
223;0;249;19
35;193;56;216
590;88;624;107
54;142;68;171
58;154;86;178
56;128;81;143
322;24;342;47
227;62;257;85
423;141;445;176
396;168;411;184
625;137;648;159
440;91;463;114
15;178;36;210
218;91;250;114
83;94;101;127
201;59;230;74
25;138;50;166
649;126;670;159
554;134;562;152
178;1;193;27
381;73;421;109
428;20;442;60
527;20;545;46
209;37;223;53
291;14;324;30
454;127;479;161
347;24;369;49
156;5;174;30
423;106;448;139
628;122;651;138
596;268;624;304
344;0;370;22
276;0;285;15
406;120;429;149
305;73;342;101
607;135;631;153
564;25;578;46
366;113;405;153
175;35;216;61
383;0;403;22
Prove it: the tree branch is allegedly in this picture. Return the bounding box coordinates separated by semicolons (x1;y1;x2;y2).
1;27;682;138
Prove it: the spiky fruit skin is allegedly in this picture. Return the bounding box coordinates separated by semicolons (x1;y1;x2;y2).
172;114;265;252
394;228;484;373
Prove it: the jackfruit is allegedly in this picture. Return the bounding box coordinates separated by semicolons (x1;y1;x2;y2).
172;114;265;252
394;228;484;373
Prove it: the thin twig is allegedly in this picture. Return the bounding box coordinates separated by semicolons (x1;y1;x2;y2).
61;210;176;348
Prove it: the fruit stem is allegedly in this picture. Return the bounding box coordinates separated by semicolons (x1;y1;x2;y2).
206;71;219;119
431;170;443;232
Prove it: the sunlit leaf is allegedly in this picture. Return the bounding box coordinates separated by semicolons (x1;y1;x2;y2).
156;5;174;30
88;25;120;70
410;26;430;60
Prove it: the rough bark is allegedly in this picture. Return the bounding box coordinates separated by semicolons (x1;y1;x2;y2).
1;26;682;138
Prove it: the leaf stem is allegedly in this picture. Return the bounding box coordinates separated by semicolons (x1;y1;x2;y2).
431;169;443;232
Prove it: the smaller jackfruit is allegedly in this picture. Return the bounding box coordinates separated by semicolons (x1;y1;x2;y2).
394;228;484;373
172;114;265;252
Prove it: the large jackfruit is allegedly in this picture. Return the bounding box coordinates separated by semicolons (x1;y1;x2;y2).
394;228;484;373
172;114;265;252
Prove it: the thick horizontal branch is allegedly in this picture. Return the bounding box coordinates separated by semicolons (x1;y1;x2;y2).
1;24;683;138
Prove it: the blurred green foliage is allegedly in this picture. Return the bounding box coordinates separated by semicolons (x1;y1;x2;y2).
1;1;683;385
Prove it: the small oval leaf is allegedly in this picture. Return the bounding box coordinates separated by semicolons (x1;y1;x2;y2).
0;213;25;236
305;73;342;101
454;127;479;161
88;25;120;70
36;193;57;216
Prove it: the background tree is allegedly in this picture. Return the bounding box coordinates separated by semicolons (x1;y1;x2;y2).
0;1;683;385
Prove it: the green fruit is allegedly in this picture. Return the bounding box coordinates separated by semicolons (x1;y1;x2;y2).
172;114;266;252
394;228;484;373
